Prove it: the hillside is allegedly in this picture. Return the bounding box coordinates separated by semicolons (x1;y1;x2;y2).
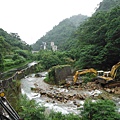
0;28;32;72
66;5;120;70
0;28;31;53
96;0;120;12
32;14;88;51
32;0;120;52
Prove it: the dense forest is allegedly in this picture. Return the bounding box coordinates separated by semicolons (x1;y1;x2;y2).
96;0;120;12
66;5;120;70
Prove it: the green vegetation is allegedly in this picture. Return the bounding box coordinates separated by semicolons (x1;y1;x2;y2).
32;14;88;51
0;53;4;72
0;29;33;72
1;0;120;73
96;0;120;12
17;96;120;120
34;50;74;70
32;0;120;72
80;73;96;83
65;5;120;70
81;99;120;120
17;95;80;120
48;111;80;120
17;95;46;120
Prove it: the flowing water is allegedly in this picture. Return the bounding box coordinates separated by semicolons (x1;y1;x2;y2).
21;72;84;114
21;72;120;114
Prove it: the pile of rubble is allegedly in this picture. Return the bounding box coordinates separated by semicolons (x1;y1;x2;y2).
83;82;103;90
31;81;120;108
75;82;120;95
32;87;87;102
104;87;120;94
31;82;103;107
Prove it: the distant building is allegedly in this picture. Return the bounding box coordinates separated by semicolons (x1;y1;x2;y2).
42;42;46;50
52;45;57;51
51;42;57;51
51;42;54;46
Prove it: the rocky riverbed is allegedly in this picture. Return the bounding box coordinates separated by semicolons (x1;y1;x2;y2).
21;72;120;114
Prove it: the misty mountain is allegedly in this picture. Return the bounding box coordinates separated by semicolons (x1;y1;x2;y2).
95;0;120;12
32;14;88;51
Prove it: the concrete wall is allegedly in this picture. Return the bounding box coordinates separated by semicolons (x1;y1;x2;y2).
0;62;39;91
48;65;72;85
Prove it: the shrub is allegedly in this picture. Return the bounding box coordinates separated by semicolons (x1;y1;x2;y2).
48;111;81;120
81;99;120;120
81;73;96;83
18;95;46;120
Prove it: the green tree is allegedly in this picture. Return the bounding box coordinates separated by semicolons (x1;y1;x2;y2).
48;111;80;120
68;6;120;70
40;53;62;69
18;95;46;120
0;53;4;72
81;99;120;120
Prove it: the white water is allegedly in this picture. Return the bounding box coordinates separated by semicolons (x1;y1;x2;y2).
21;72;81;114
21;72;120;114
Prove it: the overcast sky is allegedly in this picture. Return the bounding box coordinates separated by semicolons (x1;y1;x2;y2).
0;0;103;45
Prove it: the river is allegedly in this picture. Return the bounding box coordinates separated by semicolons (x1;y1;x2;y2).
21;71;120;114
21;72;86;114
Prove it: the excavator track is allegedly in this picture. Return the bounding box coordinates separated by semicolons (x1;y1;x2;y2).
103;81;120;88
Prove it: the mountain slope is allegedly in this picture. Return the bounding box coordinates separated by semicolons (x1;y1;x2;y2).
0;28;31;54
0;28;32;71
96;0;120;12
67;5;120;70
32;14;88;51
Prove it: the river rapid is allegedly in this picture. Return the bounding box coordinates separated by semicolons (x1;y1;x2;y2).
21;71;120;114
21;72;82;114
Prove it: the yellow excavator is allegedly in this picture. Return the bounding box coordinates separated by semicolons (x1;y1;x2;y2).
73;68;104;83
96;61;120;85
73;62;120;86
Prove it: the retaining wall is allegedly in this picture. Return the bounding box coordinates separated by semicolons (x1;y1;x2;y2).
0;62;39;90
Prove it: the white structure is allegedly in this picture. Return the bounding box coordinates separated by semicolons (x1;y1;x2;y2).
42;42;46;50
52;45;57;51
51;42;54;46
50;42;57;51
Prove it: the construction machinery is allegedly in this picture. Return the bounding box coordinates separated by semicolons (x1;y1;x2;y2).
73;62;120;87
73;68;104;83
0;90;22;120
96;62;120;87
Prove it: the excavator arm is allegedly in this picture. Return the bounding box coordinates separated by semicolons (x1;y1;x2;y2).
73;62;120;87
73;68;98;83
110;62;120;78
96;62;120;84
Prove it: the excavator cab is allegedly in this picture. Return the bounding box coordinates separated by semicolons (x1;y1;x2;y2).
0;90;23;120
97;70;104;76
97;62;120;84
